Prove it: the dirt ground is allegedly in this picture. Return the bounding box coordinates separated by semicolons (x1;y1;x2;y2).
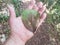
26;23;50;45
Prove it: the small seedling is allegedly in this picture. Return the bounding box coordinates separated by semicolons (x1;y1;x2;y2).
21;9;40;32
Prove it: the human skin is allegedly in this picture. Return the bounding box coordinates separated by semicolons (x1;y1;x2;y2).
4;0;47;45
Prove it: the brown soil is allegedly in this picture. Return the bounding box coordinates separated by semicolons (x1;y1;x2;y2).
26;23;50;45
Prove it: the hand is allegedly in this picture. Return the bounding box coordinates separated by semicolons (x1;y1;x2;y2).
5;1;47;45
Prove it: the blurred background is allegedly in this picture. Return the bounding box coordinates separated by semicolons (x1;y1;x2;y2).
0;0;60;45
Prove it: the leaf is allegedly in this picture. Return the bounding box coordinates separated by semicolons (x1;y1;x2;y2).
21;9;38;20
21;9;40;32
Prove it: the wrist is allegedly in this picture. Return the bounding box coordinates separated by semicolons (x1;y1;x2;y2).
4;33;25;45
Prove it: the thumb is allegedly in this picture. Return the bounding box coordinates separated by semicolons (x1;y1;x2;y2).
7;4;16;18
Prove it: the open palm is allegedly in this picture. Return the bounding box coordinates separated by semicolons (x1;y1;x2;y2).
5;1;47;45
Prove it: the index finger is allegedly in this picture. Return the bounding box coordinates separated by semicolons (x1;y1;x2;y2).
27;0;36;9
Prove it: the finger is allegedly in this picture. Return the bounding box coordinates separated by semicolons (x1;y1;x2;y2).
31;0;36;4
38;4;46;15
37;2;43;8
37;13;47;29
33;2;43;12
40;13;47;22
36;13;47;33
27;0;36;9
7;4;16;18
33;5;39;11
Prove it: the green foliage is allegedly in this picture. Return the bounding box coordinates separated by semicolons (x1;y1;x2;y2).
22;9;38;20
12;0;22;17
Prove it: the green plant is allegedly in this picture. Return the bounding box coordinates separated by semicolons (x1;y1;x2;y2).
0;0;60;45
